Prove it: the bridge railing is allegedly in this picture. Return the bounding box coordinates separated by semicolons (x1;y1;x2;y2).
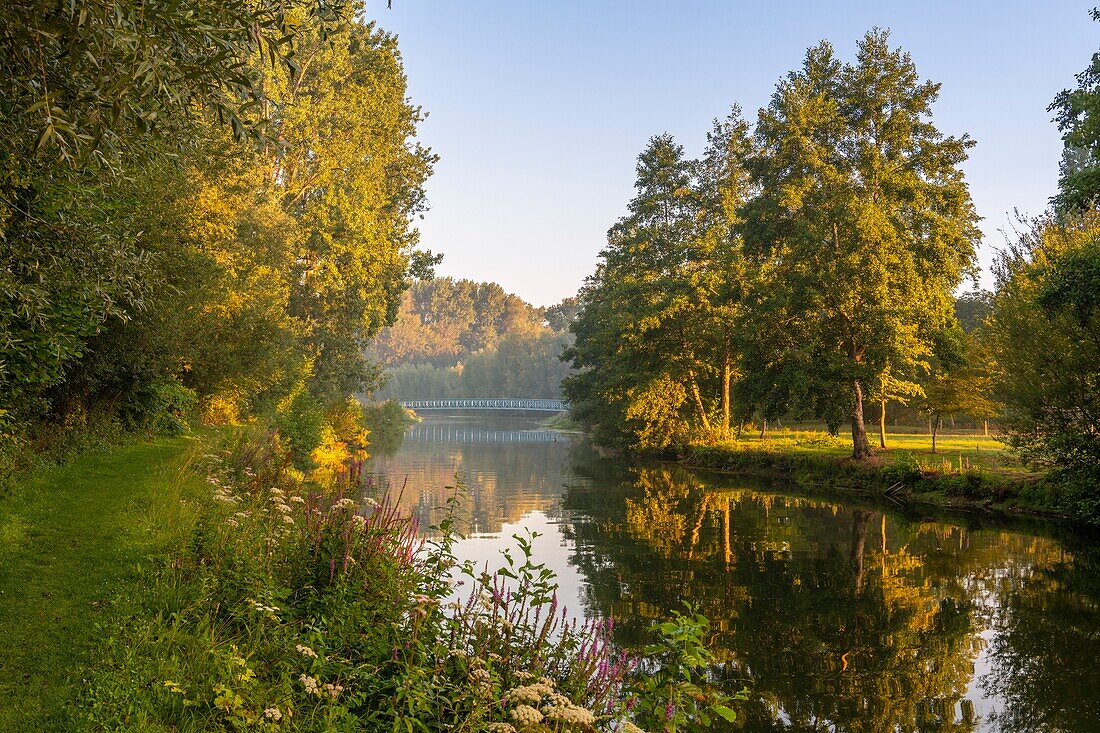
398;398;568;412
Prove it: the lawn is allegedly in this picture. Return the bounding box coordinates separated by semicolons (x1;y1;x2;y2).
0;435;210;730
705;427;1037;479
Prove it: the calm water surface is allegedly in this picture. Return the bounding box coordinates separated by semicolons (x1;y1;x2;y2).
366;414;1100;732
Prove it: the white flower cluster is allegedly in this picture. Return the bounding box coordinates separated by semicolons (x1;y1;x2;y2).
248;599;279;615
300;674;320;696
487;724;516;733
509;704;544;726
620;722;647;733
544;703;596;727
263;706;282;721
322;682;344;699
333;497;358;511
505;682;553;705
295;644;318;659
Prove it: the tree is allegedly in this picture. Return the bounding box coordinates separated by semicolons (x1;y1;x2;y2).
564;134;701;449
1049;9;1100;212
741;30;980;459
920;370;996;453
986;211;1100;518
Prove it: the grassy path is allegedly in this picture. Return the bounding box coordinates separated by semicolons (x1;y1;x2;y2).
0;436;207;730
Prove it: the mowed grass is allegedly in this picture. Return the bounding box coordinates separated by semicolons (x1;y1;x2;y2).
709;427;1035;477
0;435;211;730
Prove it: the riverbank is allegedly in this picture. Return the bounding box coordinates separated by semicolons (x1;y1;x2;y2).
671;430;1072;521
0;434;210;729
0;426;718;731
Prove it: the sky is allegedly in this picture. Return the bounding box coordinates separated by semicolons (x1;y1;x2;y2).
364;1;1098;307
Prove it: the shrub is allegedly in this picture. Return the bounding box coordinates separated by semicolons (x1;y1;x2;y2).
85;431;744;731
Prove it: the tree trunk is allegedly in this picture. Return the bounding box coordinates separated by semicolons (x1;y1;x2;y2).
850;378;873;460
721;358;732;441
851;509;872;594
689;379;712;435
759;418;767;440
983;420;989;437
931;414;941;454
879;397;887;449
737;419;744;440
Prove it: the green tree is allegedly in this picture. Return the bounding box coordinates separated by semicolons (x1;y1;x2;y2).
564;134;701;449
1049;8;1100;212
986;211;1100;518
741;30;980;459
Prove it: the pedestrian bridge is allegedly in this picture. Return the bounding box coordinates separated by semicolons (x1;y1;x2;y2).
398;398;568;412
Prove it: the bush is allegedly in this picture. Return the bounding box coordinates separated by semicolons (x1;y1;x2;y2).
122;377;198;435
85;431;744;731
880;451;923;486
275;390;327;472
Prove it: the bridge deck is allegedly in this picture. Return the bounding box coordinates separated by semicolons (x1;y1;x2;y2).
398;398;567;412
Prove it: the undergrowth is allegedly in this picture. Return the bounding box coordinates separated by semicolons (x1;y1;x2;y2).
84;429;744;731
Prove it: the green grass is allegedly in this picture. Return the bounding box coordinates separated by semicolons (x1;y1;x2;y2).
680;427;1053;517
0;434;211;730
708;428;1034;477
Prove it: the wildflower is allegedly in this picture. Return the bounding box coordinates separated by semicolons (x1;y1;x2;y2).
289;496;306;504
282;514;295;525
414;594;436;606
514;670;533;682
509;705;543;726
295;644;318;659
270;487;285;497
351;514;367;529
538;676;555;688
448;648;468;658
544;703;596;726
545;692;571;708
264;707;282;721
487;724;516;733
333;498;358;511
620;722;647;733
505;683;552;705
249;599;280;615
299;674;321;696
323;682;344;699
469;668;492;685
362;497;380;509
163;680;186;694
226;518;239;528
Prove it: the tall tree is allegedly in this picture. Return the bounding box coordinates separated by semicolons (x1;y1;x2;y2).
741;31;980;458
986;211;1100;519
564;134;701;449
1050;9;1100;212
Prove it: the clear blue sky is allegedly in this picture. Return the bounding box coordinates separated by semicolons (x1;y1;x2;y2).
365;1;1097;307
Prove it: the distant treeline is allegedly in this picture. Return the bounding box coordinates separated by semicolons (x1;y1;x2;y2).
370;278;577;399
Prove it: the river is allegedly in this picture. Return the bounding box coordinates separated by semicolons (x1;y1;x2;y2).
365;414;1100;732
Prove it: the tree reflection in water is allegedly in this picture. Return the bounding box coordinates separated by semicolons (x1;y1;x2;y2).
365;417;1100;732
562;464;1100;732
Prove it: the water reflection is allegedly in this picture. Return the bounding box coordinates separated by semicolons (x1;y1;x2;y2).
366;415;1100;732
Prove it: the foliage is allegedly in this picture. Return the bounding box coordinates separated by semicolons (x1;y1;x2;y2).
1;1;433;462
741;30;979;459
371;278;575;400
83;430;742;731
565;109;755;449
986;211;1100;521
360;399;418;454
632;607;747;732
1049;8;1100;212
